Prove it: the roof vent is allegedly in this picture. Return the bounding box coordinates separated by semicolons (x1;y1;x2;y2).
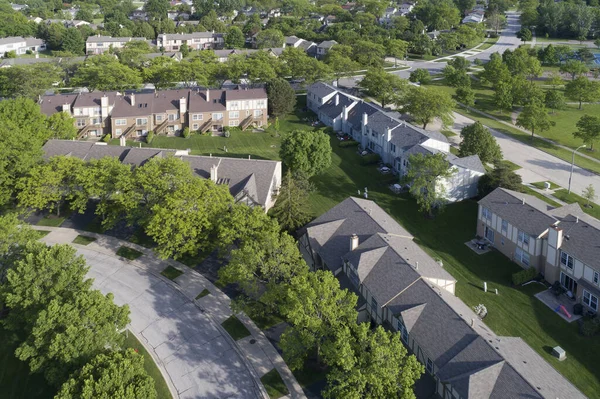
522;198;525;205
576;216;579;223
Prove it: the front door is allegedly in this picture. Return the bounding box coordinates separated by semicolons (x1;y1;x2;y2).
560;272;578;294
485;226;494;243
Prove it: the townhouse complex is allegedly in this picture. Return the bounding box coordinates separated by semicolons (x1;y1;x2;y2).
0;36;46;55
299;197;585;399
42;140;282;210
307;82;485;202
39;87;269;139
85;35;147;55
478;187;600;313
156;32;224;51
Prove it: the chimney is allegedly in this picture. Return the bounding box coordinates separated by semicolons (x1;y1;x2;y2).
342;105;348;121
210;164;218;182
205;88;209;102
179;97;187;115
549;225;564;250
386;126;392;142
576;216;579;223
350;234;359;251
119;136;126;146
335;93;339;106
101;95;108;107
522;198;525;205
61;103;71;114
362;112;368;126
130;93;135;106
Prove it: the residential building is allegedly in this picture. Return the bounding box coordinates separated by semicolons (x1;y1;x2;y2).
307;82;484;202
42;140;282;210
86;35;147;55
284;36;317;54
462;10;485;24
315;40;337;58
213;48;284;63
379;7;398;25
39;87;268;138
299;197;586;399
129;9;148;21
477;187;600;313
10;3;27;11
156;32;224;51
46;19;92;28
399;2;415;15
0;37;46;55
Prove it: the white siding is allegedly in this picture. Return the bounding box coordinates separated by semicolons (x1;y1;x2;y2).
583;265;594;283
574;259;584;279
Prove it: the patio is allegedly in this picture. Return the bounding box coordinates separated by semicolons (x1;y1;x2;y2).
535;289;583;323
465;239;491;255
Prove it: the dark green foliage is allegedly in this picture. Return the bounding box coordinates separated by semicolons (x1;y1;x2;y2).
478;162;523;197
160;266;183;281
338;140;359;148
360;153;381;165
221;316;251;340
511;267;538;285
116;246;143;260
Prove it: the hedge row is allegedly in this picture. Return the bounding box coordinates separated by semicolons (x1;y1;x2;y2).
512;267;538;285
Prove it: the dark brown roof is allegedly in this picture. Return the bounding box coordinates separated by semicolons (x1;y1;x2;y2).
39;93;78;116
73;92;119;108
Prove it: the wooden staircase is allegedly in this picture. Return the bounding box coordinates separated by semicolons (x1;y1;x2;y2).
122;124;136;139
240;115;253;131
199;118;213;133
76;124;93;139
154;119;169;135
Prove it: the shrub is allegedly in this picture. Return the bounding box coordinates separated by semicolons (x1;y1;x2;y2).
224;130;231;138
360;153;381;165
339;140;359;148
182;127;190;138
101;134;111;143
25;49;32;55
512;267;538;285
146;130;154;144
579;316;600;336
4;50;16;58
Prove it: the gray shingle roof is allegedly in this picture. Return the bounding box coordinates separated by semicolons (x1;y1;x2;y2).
307;82;336;100
552;214;600;271
318;93;354;119
447;154;486;174
478;188;558;237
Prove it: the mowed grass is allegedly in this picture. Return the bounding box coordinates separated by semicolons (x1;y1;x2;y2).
123;332;172;399
221;315;251;341
261;368;289;399
116;245;143;260
308;137;600;397
72;234;96;245
553;189;600;219
160;265;183;281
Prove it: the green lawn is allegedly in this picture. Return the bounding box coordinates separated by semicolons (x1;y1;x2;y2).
498;159;521;171
116;246;143;260
260;369;289;399
531;181;558;190
477;36;500;51
123;333;172;399
72;235;97;245
553;189;600;219
221;315;251;341
195;288;210;299
36;214;67;227
521;185;562;207
308;137;600;397
160;265;183;281
35;230;51;238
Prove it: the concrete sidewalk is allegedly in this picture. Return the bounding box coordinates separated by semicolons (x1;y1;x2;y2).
37;226;305;399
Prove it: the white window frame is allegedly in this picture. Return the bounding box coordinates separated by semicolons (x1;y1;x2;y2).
229;120;238;126
156;115;163;122
192;123;199;130
583;289;598;311
560;251;574;270
482;207;491;221
229;111;239;119
518;231;530;246
168;113;177;121
115;119;127;126
515;247;530;266
594;271;599;285
192;113;203;121
254;109;263;117
212;113;223;121
501;220;508;235
136;118;148;126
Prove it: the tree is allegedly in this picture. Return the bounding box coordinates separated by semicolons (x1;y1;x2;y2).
324;324;423;399
280;270;358;370
413;0;461;30
216;203;280;252
180;42;189;58
454;0;475;14
477;162;523;197
573;114;600;151
280;129;332;177
61;28;84;55
405;153;455;216
71;55;142;91
560;59;589;80
455;86;475;107
442;65;470;88
351;40;386;68
225;26;245;48
255;29;284;48
544;90;566;114
55;349;156;399
565;76;600;109
75;8;94;22
144;0;169;20
486;11;506;35
409;68;431;85
0;213;39;280
386;39;409;65
269;172;312;233
266;78;296;118
17;156;86;217
516;98;554;139
479;53;511;88
0;63;64;99
325;48;361;86
15;288;129;385
145;179;233;260
581;184;596;208
359;68;408;108
46;112;77;139
404;87;455;129
458;122;502;163
516;27;532;43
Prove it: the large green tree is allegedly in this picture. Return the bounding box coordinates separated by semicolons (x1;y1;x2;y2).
573;114;600;151
55;349;156;399
269;172;312;233
404;87;455;129
359;68;408;108
46;112;78;139
458;122;502;163
0;213;39;280
565;76;600;109
225;26;245;48
255;29;284;48
0;63;64;99
266;78;297;117
280;129;332;177
477;162;523;197
516;98;554;138
405;153;455;216
71;55;142;91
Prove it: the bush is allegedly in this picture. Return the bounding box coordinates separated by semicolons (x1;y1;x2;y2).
579;316;600;337
4;50;16;58
512;267;538;285
101;134;111;143
224;130;231;138
360;153;381;165
25;49;32;55
146;130;154;144
339;140;359;148
182;127;190;138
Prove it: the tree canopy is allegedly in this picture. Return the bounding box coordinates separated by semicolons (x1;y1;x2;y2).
405;153;455;216
404;87;455;129
267;78;297;117
573;114;600;151
458;122;502;164
280;129;332;177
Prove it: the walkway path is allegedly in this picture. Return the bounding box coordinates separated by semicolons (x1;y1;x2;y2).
36;226;305;399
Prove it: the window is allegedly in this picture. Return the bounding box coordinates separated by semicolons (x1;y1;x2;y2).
482;207;491;221
192;114;203;121
192;123;198;130
518;231;530;246
515;247;530;266
397;319;409;342
390;143;396;153
96;42;104;47
229;111;239;119
257;99;266;108
426;358;434;374
594;271;599;285
212;113;223;121
254;109;263;117
115;119;127;126
583;290;598;311
560;251;574;270
76;119;86;127
501;220;508;235
229;101;239;110
156;115;163;122
229;120;238;126
115;128;122;136
136;118;148;126
168;113;177;121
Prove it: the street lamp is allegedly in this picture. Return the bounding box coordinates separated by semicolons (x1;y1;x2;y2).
568;144;586;194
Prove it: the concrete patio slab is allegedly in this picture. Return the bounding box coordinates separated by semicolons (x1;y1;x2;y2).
535;289;583;323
